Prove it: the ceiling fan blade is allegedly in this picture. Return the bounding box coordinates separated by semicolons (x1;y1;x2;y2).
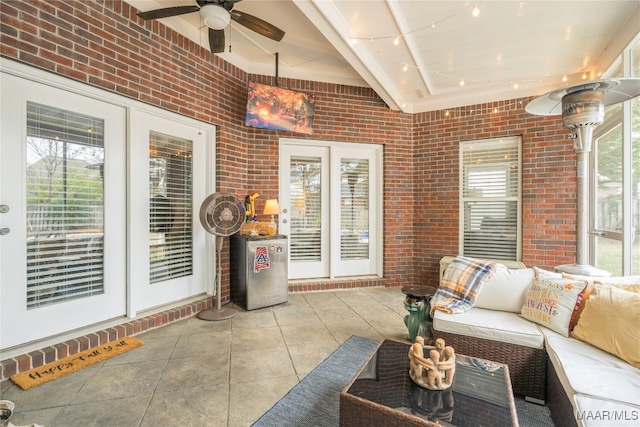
137;6;200;20
230;11;285;41
209;28;225;53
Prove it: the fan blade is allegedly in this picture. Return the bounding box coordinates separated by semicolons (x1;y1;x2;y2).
230;11;284;41
137;6;200;20
209;28;225;53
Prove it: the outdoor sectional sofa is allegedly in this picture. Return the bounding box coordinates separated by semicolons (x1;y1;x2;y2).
431;256;640;427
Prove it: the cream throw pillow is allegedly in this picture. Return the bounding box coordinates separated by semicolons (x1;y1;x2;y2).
571;285;640;369
475;265;535;313
520;276;589;337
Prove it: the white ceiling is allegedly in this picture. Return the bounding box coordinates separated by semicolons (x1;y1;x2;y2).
127;0;640;113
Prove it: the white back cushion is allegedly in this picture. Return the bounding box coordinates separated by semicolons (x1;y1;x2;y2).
475;264;535;313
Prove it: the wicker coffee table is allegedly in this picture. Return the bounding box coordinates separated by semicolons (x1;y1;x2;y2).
340;339;519;427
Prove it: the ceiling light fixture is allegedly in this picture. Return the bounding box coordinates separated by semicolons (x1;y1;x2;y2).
472;5;480;17
459;79;465;86
403;63;408;72
199;4;230;30
393;35;400;46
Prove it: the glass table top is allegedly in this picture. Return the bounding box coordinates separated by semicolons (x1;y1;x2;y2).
344;339;517;426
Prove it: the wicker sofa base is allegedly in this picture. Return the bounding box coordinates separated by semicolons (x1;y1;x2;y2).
434;330;546;401
546;357;579;427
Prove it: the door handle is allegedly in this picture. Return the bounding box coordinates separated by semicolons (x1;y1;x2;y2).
0;204;8;213
0;226;10;235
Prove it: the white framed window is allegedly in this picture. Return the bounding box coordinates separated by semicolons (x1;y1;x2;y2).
590;32;640;275
460;136;522;261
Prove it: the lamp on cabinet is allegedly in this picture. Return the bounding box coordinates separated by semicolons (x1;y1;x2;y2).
263;199;281;236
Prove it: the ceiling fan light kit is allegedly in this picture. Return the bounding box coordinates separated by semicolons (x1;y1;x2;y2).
137;0;285;54
200;4;230;30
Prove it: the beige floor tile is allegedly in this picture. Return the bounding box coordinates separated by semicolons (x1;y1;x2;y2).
273;306;321;326
182;315;232;335
279;322;333;347
231;326;285;351
228;376;299;427
141;385;229;427
155;353;229;393
170;330;231;359
229;346;295;385
302;291;349;308
71;360;166;404
231;310;277;330
287;339;340;377
53;395;152;427
313;305;363;323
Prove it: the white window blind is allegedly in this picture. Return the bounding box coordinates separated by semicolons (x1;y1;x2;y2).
149;131;193;283
26;102;105;308
341;159;369;260
289;157;322;262
461;136;521;261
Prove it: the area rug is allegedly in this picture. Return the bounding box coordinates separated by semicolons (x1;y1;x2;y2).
252;335;555;427
10;337;144;390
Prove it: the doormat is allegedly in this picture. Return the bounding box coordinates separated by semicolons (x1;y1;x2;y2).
10;337;144;390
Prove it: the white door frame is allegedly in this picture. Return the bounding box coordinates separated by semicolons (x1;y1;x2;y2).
0;58;216;349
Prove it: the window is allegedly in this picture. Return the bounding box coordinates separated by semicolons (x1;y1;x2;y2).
590;33;640;275
148;131;193;283
25;102;105;308
460;136;521;261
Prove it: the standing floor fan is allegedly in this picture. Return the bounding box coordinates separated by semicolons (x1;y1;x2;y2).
198;193;245;320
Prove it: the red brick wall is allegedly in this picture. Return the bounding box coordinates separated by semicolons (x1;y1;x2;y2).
0;0;578;298
413;103;577;285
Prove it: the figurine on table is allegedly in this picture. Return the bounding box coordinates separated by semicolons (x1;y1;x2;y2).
408;336;456;390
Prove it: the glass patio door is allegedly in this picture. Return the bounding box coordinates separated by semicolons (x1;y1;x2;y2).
129;110;212;314
0;73;127;349
279;140;382;280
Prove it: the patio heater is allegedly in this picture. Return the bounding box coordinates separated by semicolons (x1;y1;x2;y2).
526;78;640;276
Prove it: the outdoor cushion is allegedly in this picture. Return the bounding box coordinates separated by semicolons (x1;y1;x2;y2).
574;395;640;427
544;330;640;408
433;307;545;349
520;276;589;337
571;284;640;368
475;264;535;313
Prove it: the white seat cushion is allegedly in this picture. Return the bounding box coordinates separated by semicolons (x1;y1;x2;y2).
432;307;544;349
543;329;640;409
574;395;640;427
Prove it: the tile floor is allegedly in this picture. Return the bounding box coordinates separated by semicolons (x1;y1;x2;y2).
0;287;411;427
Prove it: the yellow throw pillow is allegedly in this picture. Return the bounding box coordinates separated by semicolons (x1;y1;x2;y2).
520;276;589;337
594;276;640;294
571;285;640;368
